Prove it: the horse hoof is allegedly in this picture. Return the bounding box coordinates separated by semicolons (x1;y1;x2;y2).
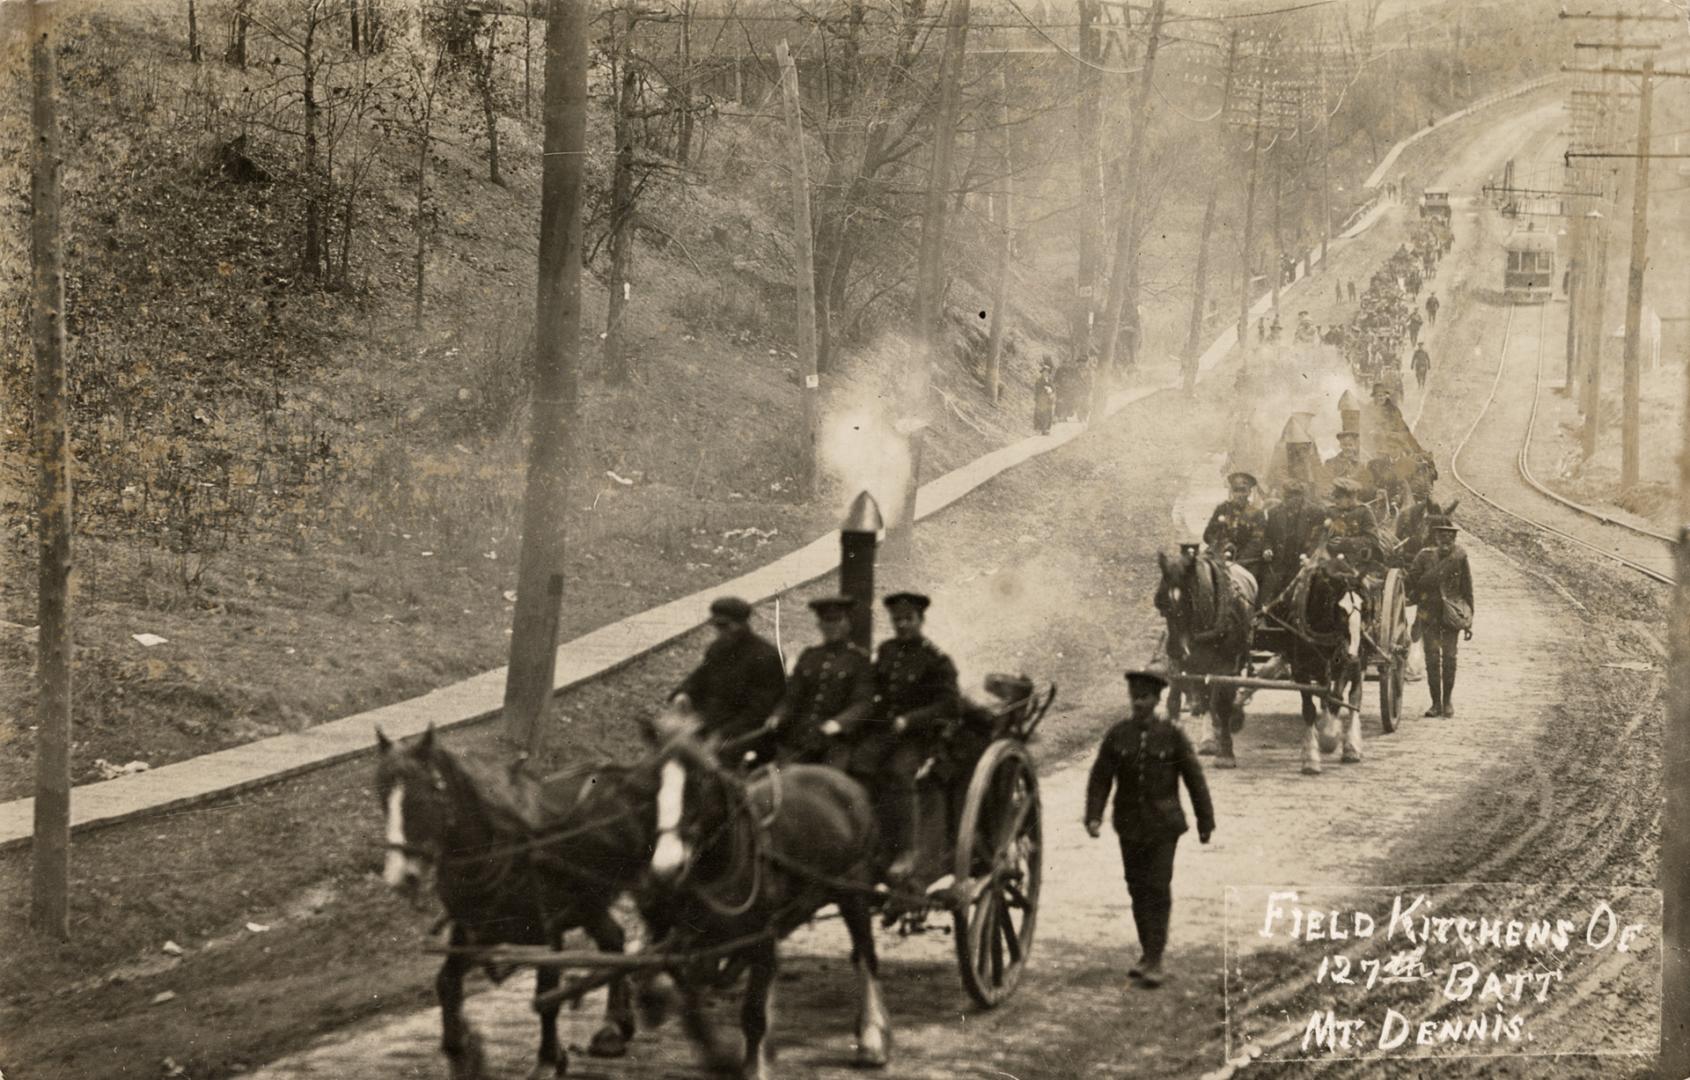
857;1045;891;1069
1341;751;1362;764
448;1030;487;1080
588;1026;629;1059
1301;765;1322;776
1214;755;1238;770
526;1059;563;1080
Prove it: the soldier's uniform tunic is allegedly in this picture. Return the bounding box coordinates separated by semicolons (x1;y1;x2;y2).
1262;496;1327;604
770;640;874;768
1202;501;1268;584
1324;501;1384;570
1085;712;1215;971
1407;540;1475;715
865;637;960;865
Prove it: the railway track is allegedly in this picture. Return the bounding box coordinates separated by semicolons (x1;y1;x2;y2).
1446;299;1676;586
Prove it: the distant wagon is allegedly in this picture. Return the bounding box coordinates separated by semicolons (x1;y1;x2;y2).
1418;188;1452;222
1503;224;1556;304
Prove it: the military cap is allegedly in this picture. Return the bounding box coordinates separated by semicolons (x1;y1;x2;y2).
882;591;931;613
1281;478;1308;495
708;596;753;622
1124;667;1170;693
1227;471;1259;491
1331;477;1360;497
807;595;856;616
1336;429;1361;441
1433;520;1460;534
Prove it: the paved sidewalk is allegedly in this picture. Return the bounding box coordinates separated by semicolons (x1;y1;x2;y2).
0;106;1451;852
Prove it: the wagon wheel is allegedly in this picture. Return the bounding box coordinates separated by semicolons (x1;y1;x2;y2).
1376;569;1408;734
952;740;1041;1008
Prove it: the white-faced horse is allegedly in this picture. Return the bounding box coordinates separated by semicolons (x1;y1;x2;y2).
638;714;891;1080
1285;553;1372;774
375;726;657;1080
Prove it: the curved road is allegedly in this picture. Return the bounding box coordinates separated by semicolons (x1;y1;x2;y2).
247;91;1664;1080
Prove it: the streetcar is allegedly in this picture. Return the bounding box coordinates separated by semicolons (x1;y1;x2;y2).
1502;224;1556;304
1419;189;1452;222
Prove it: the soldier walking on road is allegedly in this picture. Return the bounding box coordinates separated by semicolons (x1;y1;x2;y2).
1085;668;1215;990
1407;310;1423;345
672;597;787;765
1347;280;1357;303
762;597;874;768
1413;345;1431;390
1425;292;1441;326
1407;521;1474;718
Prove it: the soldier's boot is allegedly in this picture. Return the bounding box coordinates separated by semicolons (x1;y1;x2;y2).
1138;915;1168;988
1441;655;1458;718
1423;652;1444;717
1128;904;1149;980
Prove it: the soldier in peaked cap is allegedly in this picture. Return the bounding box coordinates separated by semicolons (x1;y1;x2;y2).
671;596;787;764
1262;479;1326;607
1323;479;1384;569
1203;471;1268;587
762;596;875;768
1407;520;1474;718
1085;665;1215;989
1323;430;1370;494
865;591;960;880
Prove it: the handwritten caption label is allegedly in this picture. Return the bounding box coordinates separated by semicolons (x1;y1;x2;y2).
1223;884;1660;1062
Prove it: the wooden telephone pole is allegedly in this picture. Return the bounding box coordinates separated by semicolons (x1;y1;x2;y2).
1098;0;1167;395
502;0;588;753
1619;58;1652;490
1235;75;1266;379
984;61;1012;405
1182;27;1240;396
775;40;820;498
893;0;969;559
1072;0;1104;363
30;0;73;941
1666;373;1690;1077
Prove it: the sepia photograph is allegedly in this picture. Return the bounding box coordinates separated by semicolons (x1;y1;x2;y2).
0;0;1684;1075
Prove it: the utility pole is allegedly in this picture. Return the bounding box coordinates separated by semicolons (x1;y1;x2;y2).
1319;30;1331;267
29;0;73;941
1236;74;1266;381
1663;347;1690;1080
984;61;1012;405
1619;58;1652;491
502;0;587;754
775;40;819;499
1072;0;1104;364
1581;208;1608;459
893;0;968;560
1562;201;1585;391
1182;27;1240;396
1098;0;1167;405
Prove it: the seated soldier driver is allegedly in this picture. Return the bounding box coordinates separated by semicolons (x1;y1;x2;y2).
866;592;960;881
1322;478;1384;571
1203;471;1268;588
763;596;874;768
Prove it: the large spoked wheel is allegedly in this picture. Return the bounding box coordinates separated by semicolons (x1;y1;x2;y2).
1377;569;1408;734
953;740;1041;1008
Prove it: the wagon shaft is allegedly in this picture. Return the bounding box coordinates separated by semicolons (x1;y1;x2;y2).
1167;672;1361;713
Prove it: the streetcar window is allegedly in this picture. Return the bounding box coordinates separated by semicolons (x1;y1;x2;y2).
1508;251;1521;272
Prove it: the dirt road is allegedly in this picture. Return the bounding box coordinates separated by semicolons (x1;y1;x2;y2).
237;89;1676;1080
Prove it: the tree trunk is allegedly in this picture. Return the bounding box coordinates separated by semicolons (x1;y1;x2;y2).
302;16;321;279
226;0;248;68
675;0;694;165
28;0;74;942
188;0;202;62
810;0;862;374
603;10;637;383
1072;0;1102;360
503;0;587;754
350;2;360;52
478;18;503;185
776;40;820;498
522;0;532;117
413;101;432;329
983;64;1011;406
1183;182;1219;394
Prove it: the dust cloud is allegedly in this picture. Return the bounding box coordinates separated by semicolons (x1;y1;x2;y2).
817;336;917;528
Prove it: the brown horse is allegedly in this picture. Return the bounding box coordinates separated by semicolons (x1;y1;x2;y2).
376;726;655;1080
638;715;891;1079
1155;548;1255;767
